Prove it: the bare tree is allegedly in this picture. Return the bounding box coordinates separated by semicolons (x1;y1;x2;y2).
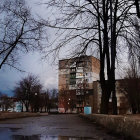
119;61;140;114
43;89;50;112
14;74;42;112
124;17;140;66
42;0;138;114
50;89;58;109
0;94;14;111
0;0;46;70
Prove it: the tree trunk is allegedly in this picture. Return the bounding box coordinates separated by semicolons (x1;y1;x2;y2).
45;106;47;112
100;81;111;114
25;104;29;112
112;90;118;114
132;107;137;114
21;102;23;112
111;74;118;115
135;0;140;18
100;92;110;114
40;107;42;113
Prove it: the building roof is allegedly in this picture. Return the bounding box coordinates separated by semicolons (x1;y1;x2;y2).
59;55;100;62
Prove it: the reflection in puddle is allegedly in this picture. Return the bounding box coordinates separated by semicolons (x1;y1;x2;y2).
0;128;94;140
10;128;22;132
0;128;12;140
12;135;40;140
12;135;94;140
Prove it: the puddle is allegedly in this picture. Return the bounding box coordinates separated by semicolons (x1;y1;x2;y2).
0;128;94;140
12;135;94;140
10;128;22;132
0;128;12;140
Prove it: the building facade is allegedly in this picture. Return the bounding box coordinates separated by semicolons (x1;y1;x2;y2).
58;55;100;113
58;55;131;114
92;80;130;114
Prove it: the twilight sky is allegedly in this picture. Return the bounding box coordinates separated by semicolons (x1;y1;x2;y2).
0;0;129;96
0;0;59;96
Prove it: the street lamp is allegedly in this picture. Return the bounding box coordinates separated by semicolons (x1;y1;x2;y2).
34;93;38;112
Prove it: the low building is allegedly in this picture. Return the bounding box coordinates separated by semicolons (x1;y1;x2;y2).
92;80;130;114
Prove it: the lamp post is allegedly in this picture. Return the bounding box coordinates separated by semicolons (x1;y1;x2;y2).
25;89;29;112
35;93;38;112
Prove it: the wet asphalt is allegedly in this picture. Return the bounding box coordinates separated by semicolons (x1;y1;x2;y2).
0;114;126;140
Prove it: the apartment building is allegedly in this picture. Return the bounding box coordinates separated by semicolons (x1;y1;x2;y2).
58;55;100;113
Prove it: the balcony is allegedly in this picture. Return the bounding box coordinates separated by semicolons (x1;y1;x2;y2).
69;79;76;85
70;68;76;73
69;85;76;90
70;73;76;79
70;62;76;68
76;73;83;78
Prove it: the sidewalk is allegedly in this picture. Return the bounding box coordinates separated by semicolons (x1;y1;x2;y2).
122;114;140;120
79;113;140;140
0;112;48;120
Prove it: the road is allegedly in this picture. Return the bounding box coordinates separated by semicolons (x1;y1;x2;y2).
0;114;125;140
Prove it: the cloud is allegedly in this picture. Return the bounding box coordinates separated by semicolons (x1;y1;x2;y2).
0;0;59;96
43;76;58;89
0;52;58;96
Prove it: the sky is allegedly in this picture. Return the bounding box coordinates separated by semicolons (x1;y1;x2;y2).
0;0;130;96
0;0;58;96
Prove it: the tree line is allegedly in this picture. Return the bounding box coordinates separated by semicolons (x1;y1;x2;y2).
0;74;58;113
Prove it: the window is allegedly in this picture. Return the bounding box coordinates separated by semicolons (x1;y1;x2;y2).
86;84;89;87
70;67;76;73
76;61;84;67
66;80;69;84
79;73;83;76
70;73;76;79
66;75;69;78
70;79;76;85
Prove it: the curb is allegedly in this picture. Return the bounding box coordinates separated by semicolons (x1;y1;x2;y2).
79;114;140;140
0;112;48;120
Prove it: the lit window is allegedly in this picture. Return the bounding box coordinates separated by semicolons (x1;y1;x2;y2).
79;73;83;76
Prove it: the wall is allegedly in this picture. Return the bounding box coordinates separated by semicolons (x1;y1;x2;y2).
80;114;140;139
92;80;130;114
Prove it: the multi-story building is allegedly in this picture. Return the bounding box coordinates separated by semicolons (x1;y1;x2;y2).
58;55;100;113
58;55;131;114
